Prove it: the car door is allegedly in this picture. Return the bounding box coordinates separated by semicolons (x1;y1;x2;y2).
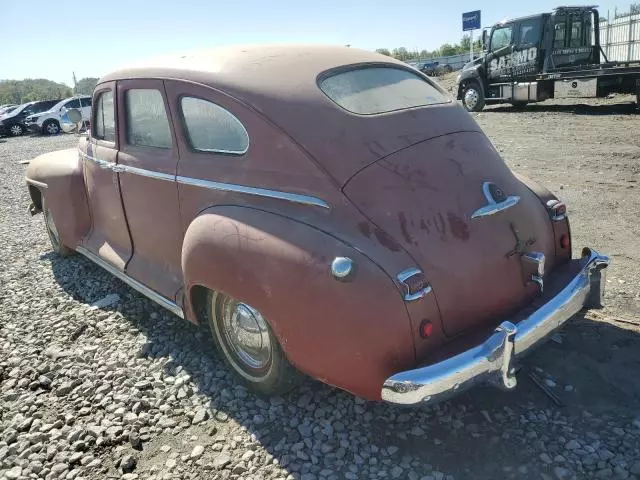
115;79;183;301
513;17;543;82
80;82;133;270
80;96;92;122
486;23;515;83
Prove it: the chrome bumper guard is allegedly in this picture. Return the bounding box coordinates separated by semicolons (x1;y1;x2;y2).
381;248;610;406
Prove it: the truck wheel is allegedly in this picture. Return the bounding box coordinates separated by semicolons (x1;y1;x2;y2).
43;120;61;135
43;199;74;257
9;124;24;136
207;291;300;395
462;81;485;112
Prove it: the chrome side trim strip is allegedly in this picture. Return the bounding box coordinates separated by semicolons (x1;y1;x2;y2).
176;176;330;209
25;177;48;189
76;246;184;319
79;150;329;209
116;164;176;182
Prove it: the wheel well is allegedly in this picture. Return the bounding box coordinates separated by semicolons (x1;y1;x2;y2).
28;185;42;211
189;284;210;325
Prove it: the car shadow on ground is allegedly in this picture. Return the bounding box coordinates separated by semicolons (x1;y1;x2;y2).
44;251;640;479
485;101;638;116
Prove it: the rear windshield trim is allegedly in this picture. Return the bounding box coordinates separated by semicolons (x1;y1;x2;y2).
317;62;451;116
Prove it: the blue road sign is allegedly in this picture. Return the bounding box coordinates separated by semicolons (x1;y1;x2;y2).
463;10;481;31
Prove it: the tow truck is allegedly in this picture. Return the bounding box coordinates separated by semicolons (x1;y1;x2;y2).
456;5;640;111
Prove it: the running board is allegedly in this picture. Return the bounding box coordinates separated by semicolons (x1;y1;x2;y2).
76;246;184;319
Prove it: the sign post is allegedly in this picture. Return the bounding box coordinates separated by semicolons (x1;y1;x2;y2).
462;10;481;62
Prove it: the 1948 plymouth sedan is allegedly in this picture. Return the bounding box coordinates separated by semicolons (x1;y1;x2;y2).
25;45;609;405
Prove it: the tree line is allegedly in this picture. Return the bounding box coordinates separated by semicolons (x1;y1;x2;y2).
376;34;483;62
0;77;98;105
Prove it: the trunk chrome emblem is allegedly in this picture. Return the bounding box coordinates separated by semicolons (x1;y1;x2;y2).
471;182;520;219
507;224;545;293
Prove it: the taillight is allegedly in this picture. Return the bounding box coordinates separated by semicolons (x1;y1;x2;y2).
420;320;433;338
547;200;567;221
396;268;432;302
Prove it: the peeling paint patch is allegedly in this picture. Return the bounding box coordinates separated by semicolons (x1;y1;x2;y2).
373;228;401;252
398;212;414;245
447;212;470;241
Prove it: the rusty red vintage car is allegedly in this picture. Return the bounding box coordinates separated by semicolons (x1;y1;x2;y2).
25;45;609;405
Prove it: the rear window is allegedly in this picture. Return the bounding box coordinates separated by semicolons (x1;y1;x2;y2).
319;67;449;115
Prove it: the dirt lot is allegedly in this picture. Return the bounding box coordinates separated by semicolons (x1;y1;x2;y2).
1;93;639;480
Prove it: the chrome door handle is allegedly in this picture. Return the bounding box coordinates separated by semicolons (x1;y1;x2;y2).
471;196;520;219
471;181;520;219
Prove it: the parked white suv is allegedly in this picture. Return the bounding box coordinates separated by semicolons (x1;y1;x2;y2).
25;96;92;135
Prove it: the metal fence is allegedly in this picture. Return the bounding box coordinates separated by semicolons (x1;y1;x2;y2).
408;53;474;72
600;10;640;62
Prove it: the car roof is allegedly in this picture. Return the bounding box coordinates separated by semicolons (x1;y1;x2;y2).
99;44;409;97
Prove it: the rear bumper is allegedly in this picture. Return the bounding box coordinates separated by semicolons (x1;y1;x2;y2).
381;248;610;405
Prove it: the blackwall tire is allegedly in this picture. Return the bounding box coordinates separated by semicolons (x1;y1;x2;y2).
462;81;486;112
43;120;61;135
43;199;74;257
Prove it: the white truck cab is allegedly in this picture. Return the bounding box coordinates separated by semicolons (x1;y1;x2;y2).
25;96;92;135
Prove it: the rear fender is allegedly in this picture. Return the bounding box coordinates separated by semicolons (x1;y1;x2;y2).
25;148;90;249
515;173;571;261
181;205;415;400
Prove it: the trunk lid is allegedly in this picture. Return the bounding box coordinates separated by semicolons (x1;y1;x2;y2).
344;131;556;337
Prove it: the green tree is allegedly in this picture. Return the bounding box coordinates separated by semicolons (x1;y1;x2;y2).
75;77;99;95
0;79;72;105
439;43;457;56
375;48;391;56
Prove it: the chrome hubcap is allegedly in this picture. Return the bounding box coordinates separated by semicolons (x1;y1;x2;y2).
464;88;479;109
46;123;59;134
220;298;271;371
10;125;22;135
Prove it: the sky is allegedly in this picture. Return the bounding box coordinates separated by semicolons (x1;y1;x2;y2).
1;0;625;86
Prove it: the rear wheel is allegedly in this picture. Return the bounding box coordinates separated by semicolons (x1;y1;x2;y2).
43;120;60;135
462;81;486;112
43;199;74;257
206;291;299;395
9;124;24;136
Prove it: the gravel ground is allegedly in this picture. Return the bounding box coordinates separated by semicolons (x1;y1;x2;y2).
1;102;639;480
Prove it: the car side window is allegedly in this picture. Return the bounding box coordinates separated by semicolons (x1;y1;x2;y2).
93;91;116;142
491;25;513;51
518;18;541;46
65;99;81;110
81;97;92;108
180;97;249;154
124;89;172;149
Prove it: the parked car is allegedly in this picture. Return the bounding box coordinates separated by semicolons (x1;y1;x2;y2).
0;99;61;136
0;104;18;116
24;46;609;405
24;96;92;135
418;60;440;76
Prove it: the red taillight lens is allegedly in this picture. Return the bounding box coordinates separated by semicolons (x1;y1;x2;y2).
420;320;433;338
560;234;570;249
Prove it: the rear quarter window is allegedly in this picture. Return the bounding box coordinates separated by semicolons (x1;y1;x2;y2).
319;66;449;115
